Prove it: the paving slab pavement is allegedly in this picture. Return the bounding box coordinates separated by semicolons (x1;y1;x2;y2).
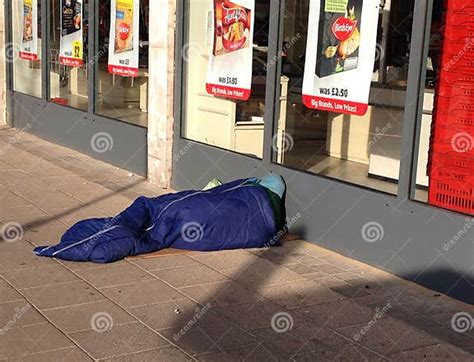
0;128;473;361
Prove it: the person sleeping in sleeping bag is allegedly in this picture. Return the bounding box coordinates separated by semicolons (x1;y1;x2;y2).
34;173;286;263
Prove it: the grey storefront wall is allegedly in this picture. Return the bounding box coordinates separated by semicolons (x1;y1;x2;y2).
8;93;148;176
172;0;473;304
4;0;147;176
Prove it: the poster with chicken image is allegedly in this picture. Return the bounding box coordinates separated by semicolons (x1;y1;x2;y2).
206;0;254;100
59;0;83;66
20;0;39;60
108;0;139;77
302;0;379;116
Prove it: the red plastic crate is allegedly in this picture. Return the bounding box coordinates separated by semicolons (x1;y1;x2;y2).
442;41;474;57
444;0;474;10
440;45;474;70
443;25;474;40
430;166;474;181
435;95;474;117
433;110;474;128
444;13;474;25
431;152;474;173
436;93;474;108
445;2;474;13
432;112;474;129
438;70;474;85
433;122;474;139
430;124;474;157
440;56;474;71
436;83;474;98
442;32;474;43
428;170;474;215
428;6;474;216
431;142;474;159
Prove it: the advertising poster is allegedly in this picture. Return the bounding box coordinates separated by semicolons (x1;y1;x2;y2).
108;0;140;77
302;0;380;116
20;0;39;60
59;0;83;67
206;0;255;101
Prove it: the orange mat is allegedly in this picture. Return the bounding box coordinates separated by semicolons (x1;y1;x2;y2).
127;248;192;260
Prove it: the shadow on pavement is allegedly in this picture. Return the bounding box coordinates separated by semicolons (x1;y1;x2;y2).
163;241;474;360
14;180;145;235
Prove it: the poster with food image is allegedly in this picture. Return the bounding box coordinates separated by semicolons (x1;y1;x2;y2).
206;0;254;100
20;0;39;60
108;0;139;77
302;0;379;116
59;0;83;66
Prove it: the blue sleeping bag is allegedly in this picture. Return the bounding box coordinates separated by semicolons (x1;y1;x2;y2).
34;176;285;263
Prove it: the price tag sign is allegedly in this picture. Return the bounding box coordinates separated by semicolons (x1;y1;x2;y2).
72;40;82;59
302;0;380;116
19;0;39;60
206;0;255;101
108;0;140;77
59;0;84;67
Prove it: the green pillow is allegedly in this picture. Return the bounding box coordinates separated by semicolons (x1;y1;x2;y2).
203;178;223;191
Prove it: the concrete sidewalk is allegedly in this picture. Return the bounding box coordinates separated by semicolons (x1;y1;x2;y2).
0;128;473;361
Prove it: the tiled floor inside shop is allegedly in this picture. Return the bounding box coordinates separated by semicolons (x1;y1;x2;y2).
0;127;473;361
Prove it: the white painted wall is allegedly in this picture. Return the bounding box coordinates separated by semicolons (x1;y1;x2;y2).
0;0;6;127
147;0;176;188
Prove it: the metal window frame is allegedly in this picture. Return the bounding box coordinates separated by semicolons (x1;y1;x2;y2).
44;0;93;112
174;0;440;205
174;0;283;169
4;0;14;126
402;0;435;201
4;0;148;176
42;0;50;101
89;0;97;115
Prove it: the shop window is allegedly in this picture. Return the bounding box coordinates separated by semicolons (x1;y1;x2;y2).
95;0;149;127
49;0;89;111
274;0;416;195
12;0;42;98
182;0;269;158
412;1;474;216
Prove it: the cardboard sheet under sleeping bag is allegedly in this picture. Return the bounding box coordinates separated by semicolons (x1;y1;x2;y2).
34;175;286;263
